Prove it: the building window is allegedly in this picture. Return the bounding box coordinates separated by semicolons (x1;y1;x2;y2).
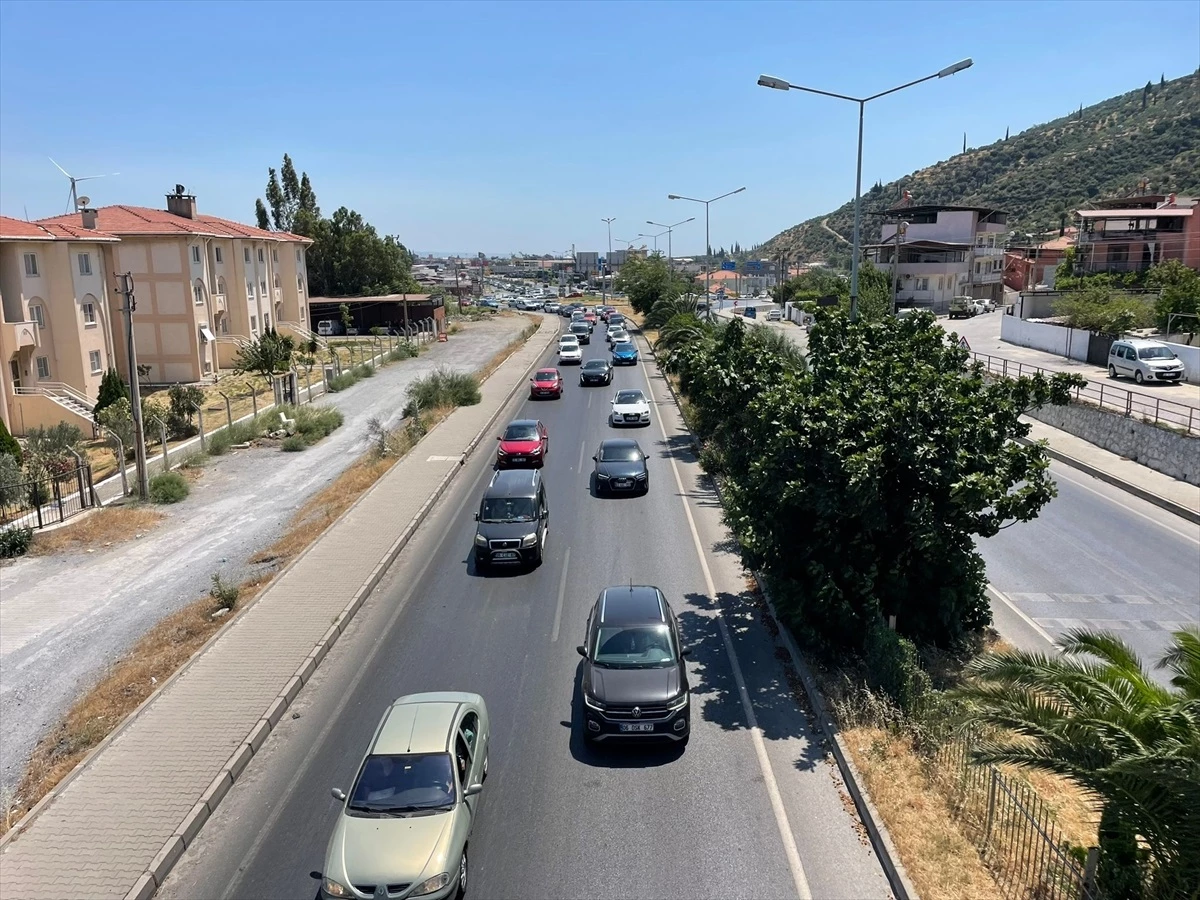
915;277;929;291
220;317;229;334
250;315;258;333
274;273;280;288
244;247;251;264
297;275;304;292
36;356;50;379
1108;245;1130;265
258;249;264;263
214;246;223;263
89;350;102;373
31;304;44;329
272;248;278;263
260;280;267;295
296;248;302;264
82;302;96;325
263;313;270;330
191;245;201;264
194;284;205;305
247;280;255;298
78;253;92;276
23;253;39;277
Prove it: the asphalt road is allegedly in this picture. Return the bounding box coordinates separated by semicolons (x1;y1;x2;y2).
159;320;891;900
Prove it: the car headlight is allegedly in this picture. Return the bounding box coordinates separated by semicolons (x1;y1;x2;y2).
410;873;452;896
496;447;507;455
634;472;647;480
475;534;488;548
666;691;689;711
596;472;610;480
529;446;542;454
322;877;352;898
583;692;606;711
521;533;539;547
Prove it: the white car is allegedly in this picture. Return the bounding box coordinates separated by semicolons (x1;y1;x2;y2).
609;388;651;427
606;324;624;343
610;329;631;345
767;309;782;321
558;341;583;364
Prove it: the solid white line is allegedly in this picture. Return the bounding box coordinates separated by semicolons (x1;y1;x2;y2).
551;546;571;643
987;584;1059;647
1049;463;1200;545
638;356;813;900
587;391;593;409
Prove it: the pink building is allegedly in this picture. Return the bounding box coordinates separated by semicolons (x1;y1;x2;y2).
1075;193;1199;275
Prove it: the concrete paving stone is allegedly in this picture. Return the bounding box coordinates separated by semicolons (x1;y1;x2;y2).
124;873;158;900
147;835;186;884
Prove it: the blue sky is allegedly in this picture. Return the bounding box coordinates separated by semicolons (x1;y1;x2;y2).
2;0;1198;257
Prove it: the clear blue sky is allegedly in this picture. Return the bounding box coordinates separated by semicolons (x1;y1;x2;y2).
2;0;1198;257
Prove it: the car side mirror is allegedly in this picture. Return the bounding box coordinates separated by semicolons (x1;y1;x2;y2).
576;645;587;658
464;783;484;798
473;512;479;521
643;453;649;460
680;647;692;657
495;435;502;440
591;455;598;461
331;787;346;802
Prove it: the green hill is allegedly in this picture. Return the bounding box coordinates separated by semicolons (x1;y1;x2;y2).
761;72;1200;266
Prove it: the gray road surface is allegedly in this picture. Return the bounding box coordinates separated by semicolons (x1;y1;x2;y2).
0;316;528;795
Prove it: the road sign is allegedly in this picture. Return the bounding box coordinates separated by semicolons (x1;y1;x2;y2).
958;336;971;351
721;261;737;271
745;260;763;271
816;294;839;307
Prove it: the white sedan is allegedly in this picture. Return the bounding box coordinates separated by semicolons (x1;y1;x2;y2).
609;388;651;427
558;341;583;364
609;329;631;345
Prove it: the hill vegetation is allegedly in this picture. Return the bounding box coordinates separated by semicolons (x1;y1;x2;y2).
761;71;1200;266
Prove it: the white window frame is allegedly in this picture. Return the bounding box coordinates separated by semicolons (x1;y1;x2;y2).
272;248;278;263
263;313;270;330
36;356;50;379
23;253;39;277
89;350;102;373
194;284;205;305
247;280;255;298
82;302;96;325
214;246;223;264
78;252;92;276
191;245;201;265
250;315;258;334
31;304;45;329
258;248;264;263
260;280;267;295
244;247;251;264
296;248;302;264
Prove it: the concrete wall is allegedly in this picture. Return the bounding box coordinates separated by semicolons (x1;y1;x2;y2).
8;392;94;437
1160;340;1200;385
1001;314;1091;361
1028;401;1200;485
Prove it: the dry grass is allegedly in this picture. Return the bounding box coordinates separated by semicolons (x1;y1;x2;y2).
28;505;163;556
843;726;1005;900
477;320;541;382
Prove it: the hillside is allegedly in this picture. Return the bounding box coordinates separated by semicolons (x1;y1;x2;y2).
761;72;1200;265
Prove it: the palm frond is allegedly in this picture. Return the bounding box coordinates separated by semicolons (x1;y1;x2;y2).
1158;627;1200;699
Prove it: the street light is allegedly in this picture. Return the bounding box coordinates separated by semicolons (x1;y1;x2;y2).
637;230;670;254
601;217;615;303
756;59;972;321
645;217;695;272
667;187;745;321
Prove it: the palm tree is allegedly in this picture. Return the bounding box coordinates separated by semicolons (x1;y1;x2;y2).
643;293;701;331
653;314;711;371
955;627;1200;899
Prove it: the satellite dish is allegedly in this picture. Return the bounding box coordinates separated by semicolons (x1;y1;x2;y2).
77;196;91;208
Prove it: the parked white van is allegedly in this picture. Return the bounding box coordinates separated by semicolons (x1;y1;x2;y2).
1107;339;1186;384
317;320;340;337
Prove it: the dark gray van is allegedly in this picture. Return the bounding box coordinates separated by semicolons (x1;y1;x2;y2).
569;321;591;344
474;469;548;571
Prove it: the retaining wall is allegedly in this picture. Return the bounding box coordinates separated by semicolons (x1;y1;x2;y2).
1001;314;1092;362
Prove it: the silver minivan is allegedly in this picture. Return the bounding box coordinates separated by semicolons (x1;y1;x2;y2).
1107;339;1186;384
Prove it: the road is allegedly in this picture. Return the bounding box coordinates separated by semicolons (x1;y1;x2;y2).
160;321;892;900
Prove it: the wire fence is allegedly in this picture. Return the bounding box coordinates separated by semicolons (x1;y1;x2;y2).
0;463;96;531
934;734;1100;900
969;350;1199;436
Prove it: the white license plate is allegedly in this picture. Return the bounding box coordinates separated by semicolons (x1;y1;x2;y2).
493;551;518;559
509;457;525;463
613;480;630;488
619;723;654;733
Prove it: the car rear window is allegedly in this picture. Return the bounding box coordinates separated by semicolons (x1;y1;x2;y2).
535;370;557;379
600;443;641;461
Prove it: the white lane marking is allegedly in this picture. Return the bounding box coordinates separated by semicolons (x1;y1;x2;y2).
986;584;1059;647
551;545;571;643
587;391;593;409
576;439;585;473
637;354;813;900
1049;463;1200;545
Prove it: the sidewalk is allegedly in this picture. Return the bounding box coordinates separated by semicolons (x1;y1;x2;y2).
0;316;559;900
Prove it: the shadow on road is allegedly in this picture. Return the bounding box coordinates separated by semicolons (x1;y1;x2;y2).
563;661;685;769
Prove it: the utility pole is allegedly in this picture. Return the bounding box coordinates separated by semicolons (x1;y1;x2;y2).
601;218;615;304
890;219;908;314
115;273;150;500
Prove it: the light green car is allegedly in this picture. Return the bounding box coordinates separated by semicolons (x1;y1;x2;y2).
322;692;490;900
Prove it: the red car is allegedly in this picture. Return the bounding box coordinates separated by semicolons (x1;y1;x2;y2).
496;418;549;468
583;311;598;327
529;367;564;399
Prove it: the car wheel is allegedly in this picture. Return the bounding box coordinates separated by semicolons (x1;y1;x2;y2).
1135;370;1144;384
1108;365;1117;379
456;850;468;899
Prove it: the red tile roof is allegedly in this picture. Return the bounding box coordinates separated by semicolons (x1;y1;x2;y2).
0;215;56;241
39;222;120;242
35;205;312;242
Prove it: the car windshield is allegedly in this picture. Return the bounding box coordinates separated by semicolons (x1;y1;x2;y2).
593;625;676;667
615;390;644;405
348;752;456;814
1138;347;1176;360
612;330;628;338
583;361;608;371
599;443;642;462
535;370;557;380
503;424;539;441
480;496;537;522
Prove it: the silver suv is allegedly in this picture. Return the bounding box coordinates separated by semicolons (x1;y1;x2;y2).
1107;339;1186;384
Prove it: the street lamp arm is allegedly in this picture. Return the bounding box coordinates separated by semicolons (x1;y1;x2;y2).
864;71;941;103
782;83;863;103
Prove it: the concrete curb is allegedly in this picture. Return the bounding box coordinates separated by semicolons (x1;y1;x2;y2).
1018;436;1200;525
638;330;919;900
114;314;558;899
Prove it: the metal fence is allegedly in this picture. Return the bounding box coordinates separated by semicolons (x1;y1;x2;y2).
935;735;1099;900
0;463;96;531
969;350;1200;436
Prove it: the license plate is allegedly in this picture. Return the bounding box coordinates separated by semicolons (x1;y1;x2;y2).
619;723;654;733
613;479;630;488
493;551;518;560
509;457;524;463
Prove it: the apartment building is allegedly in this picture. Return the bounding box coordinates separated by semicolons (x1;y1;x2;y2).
866;203;1009;308
1;215;121;435
1074;193;1199;276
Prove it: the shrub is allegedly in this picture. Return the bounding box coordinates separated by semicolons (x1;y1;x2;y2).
166;384;205;439
0;453;23;508
292;405;343;442
148;471;189;504
355;363;374;378
327;371;360;393
0;525;33;559
0;418;21;462
863;621;932;717
208;572;239;613
24;423;84;475
280;435;307;452
403;367;481;417
93;369;129;423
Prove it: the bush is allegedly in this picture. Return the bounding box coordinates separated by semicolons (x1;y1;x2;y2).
208;572;239;613
403;367;481;418
355;363;374;378
863;621;932;717
0;453;23;508
280;435;307;452
93;369;129;424
292;405;344;442
0;418;21;463
0;525;33;558
327;371;361;393
148;471;189;504
24;423;84;475
166;384;205;439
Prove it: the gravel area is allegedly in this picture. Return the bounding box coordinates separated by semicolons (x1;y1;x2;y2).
0;315;532;793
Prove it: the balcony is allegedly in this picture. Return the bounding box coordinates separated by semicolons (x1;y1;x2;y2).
2;320;39;351
211;293;227;313
274;288;282;303
973;245;1004;257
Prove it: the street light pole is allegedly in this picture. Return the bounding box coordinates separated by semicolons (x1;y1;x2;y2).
637;231;669;254
646;217;694;273
601;217;615;303
757;60;972;322
668;187;746;322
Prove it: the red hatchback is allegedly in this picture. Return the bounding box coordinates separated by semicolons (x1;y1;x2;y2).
496;419;549;468
583;311;598;328
530;367;564;400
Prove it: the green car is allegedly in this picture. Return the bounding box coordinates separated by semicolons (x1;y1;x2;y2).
322;693;490;900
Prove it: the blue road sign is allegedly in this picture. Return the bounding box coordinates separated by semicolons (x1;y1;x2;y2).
721;261;737;271
745;260;763;271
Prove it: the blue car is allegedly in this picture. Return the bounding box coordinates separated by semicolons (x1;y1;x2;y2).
611;342;639;365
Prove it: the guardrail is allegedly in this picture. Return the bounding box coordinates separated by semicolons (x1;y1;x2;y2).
969;350;1199;436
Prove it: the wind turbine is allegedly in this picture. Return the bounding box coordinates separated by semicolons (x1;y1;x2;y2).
49;158;120;213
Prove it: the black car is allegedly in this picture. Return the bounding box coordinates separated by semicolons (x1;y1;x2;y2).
568;322;591;344
579;359;613;386
577;585;690;744
474;469;549;571
592;438;649;495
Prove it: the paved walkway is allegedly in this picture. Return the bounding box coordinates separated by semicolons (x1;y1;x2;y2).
0;316;559;900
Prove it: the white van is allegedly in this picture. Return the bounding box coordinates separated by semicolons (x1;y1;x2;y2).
317;320;339;337
1107;339;1186;384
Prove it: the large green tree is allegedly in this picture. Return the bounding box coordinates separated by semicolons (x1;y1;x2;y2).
674;312;1083;649
770;262;891;321
956;628;1200;899
615;254;695;316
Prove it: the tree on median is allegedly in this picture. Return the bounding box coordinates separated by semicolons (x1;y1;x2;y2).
615;253;696;317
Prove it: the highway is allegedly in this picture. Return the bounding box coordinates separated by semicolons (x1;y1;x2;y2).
159;317;892;900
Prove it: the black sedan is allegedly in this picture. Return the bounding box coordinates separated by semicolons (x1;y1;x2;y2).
592;438;649;495
579;359;613;386
577;585;690;745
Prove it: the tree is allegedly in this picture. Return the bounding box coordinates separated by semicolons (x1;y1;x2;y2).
1054;284;1155;334
673;313;1084;649
166;384;205;439
0;417;22;463
255;199;270;231
955;627;1200;898
339;303;353;333
1145;259;1200;332
614;253;694;316
23;423;84;477
93;368;129;424
234;328;295;383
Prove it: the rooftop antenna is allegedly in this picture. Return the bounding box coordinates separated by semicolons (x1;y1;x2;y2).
49;158;120;213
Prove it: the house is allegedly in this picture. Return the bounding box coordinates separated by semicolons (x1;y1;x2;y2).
865;203;1009;308
1074;193;1199;276
1004;228;1076;291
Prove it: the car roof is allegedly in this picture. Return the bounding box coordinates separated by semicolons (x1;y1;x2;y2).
583;359;609;367
486;467;540;497
599;437;639;451
1119;338;1169;348
534;368;558;376
507;418;539;428
375;697;464;755
614;388;644;399
597;585;667;626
